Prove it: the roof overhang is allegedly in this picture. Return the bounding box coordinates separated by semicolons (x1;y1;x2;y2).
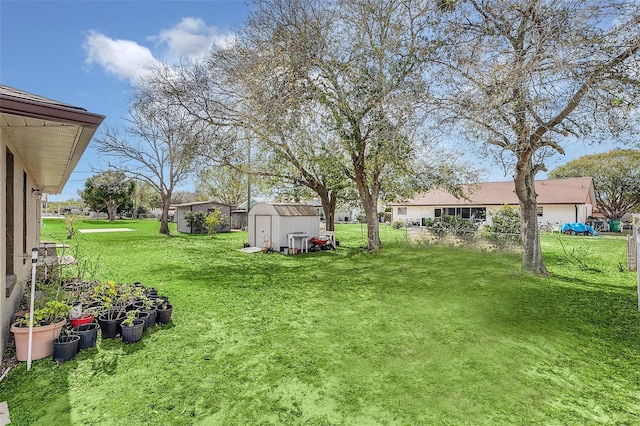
0;86;105;194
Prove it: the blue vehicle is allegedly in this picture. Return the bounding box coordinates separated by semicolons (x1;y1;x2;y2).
561;222;599;236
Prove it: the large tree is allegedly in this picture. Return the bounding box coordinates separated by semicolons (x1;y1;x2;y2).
435;0;640;274
158;38;355;232
196;164;249;207
96;76;210;234
80;171;134;222
549;149;640;220
234;0;436;248
152;1;467;241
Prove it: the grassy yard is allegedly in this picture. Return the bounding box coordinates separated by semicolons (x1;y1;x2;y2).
1;219;639;425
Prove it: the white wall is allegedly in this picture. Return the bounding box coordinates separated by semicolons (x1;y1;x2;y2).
394;203;592;227
249;211;320;250
393;206;433;223
538;205;571;225
275;216;320;250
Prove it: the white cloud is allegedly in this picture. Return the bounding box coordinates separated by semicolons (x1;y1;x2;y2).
153;17;236;61
83;19;236;83
84;30;160;82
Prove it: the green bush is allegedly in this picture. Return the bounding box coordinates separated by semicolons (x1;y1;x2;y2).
482;204;521;244
423;215;478;238
205;208;229;235
391;219;405;229
184;211;207;233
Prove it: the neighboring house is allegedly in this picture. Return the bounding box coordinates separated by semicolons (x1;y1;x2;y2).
389;177;596;226
302;200;356;224
173;201;232;233
1;85;105;357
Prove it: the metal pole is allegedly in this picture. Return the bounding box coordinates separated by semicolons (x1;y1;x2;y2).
634;214;639;311
26;247;38;371
247;139;251;215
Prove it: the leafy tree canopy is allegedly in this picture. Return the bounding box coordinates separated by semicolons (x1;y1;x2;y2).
549;149;640;220
80;171;135;222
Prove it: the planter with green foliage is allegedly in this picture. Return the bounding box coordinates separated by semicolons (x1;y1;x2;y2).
92;280;145;338
10;300;71;361
156;301;173;324
121;311;145;344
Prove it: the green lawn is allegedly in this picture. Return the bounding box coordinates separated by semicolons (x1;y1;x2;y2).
1;219;639;425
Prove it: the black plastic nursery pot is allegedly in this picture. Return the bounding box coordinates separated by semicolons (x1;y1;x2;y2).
98;312;126;339
121;319;145;344
143;307;157;328
53;335;80;362
135;311;150;331
156;304;173;324
71;323;100;350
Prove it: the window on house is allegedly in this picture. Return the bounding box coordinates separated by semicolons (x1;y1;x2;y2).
397;207;407;215
434;208;442;218
470;208;486;221
23;171;27;264
537;206;543;217
6;148;15;295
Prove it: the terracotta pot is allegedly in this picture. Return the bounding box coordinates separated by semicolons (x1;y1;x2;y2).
10;319;66;361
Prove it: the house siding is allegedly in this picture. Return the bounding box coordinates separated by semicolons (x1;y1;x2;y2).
394;203;591;227
1;131;40;358
392;178;595;227
175;202;232;233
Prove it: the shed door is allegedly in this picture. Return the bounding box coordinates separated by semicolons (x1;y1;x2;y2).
254;215;272;247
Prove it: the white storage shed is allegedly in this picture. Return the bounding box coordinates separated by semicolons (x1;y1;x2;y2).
248;203;320;252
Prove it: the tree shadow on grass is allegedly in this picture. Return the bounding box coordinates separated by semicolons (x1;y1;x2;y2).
480;274;640;348
2;357;75;425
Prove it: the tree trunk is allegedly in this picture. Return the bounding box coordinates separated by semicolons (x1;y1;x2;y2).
514;159;549;275
319;191;337;232
355;180;381;250
159;194;171;235
106;202;117;222
364;201;381;250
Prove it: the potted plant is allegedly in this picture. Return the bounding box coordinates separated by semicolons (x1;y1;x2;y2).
156;299;173;324
69;301;96;328
120;310;144;344
133;297;157;328
71;322;100;350
92;280;142;338
10;300;71;361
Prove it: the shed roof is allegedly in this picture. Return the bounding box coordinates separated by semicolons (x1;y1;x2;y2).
172;200;231;208
272;204;319;216
250;202;319;216
394;177;594;206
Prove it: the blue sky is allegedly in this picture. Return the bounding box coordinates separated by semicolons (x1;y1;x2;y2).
1;0;625;202
1;0;248;201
